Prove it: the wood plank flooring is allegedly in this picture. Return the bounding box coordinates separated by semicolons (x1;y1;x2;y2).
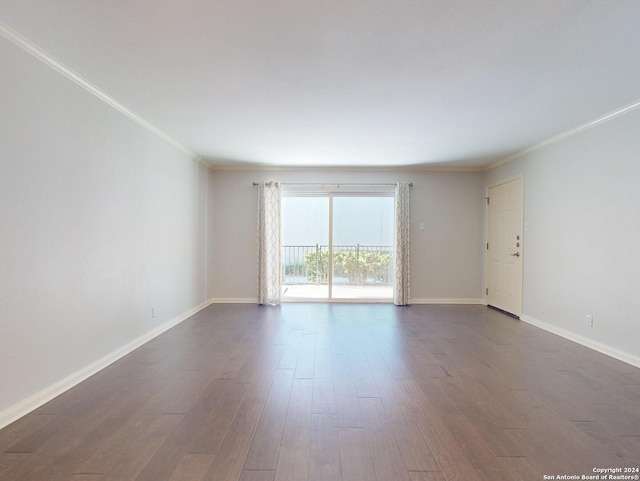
1;303;639;480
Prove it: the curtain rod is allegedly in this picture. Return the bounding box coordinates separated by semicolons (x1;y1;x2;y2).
252;182;412;187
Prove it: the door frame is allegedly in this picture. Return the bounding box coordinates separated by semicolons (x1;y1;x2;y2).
484;174;525;317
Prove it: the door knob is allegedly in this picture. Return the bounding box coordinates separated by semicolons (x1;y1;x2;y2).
510;252;520;257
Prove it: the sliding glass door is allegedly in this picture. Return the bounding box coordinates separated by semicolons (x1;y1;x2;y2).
331;196;394;299
281;196;329;299
281;193;394;301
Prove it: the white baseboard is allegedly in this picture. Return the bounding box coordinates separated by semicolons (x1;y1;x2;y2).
520;314;640;369
0;299;214;431
210;297;485;305
283;298;393;304
410;297;485;305
210;297;257;304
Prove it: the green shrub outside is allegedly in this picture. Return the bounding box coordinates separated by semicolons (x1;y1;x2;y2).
303;248;391;283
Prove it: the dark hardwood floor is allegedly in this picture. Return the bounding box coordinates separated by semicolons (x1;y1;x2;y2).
1;303;639;480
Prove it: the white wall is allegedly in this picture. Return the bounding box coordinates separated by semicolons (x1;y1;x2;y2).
210;169;484;302
0;36;211;426
484;108;640;366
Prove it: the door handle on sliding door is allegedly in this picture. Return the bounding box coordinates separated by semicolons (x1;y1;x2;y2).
510;252;520;257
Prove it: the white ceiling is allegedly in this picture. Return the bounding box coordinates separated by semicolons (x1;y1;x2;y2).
1;0;639;169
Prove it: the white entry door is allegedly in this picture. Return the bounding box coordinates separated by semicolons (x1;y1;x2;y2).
487;176;524;317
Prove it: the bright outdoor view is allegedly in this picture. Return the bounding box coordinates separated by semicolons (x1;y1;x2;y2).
281;196;394;300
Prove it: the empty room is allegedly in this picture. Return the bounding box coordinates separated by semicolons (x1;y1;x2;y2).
1;1;639;480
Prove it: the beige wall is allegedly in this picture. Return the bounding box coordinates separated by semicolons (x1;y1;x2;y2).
209;169;485;303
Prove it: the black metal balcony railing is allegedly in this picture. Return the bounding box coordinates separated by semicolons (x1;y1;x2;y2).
282;245;393;286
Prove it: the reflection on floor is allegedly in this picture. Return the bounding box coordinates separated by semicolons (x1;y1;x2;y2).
282;283;393;300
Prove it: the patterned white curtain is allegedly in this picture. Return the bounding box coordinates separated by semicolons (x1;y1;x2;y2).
257;181;281;305
394;182;411;305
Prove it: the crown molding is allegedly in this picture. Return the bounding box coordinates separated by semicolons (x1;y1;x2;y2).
208;163;483;173
10;17;636;175
0;20;204;165
485;99;640;171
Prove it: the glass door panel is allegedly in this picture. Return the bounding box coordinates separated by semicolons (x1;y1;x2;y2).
281;196;329;300
331;196;394;300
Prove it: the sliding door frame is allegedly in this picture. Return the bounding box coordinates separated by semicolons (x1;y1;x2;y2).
281;190;394;303
328;195;334;299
